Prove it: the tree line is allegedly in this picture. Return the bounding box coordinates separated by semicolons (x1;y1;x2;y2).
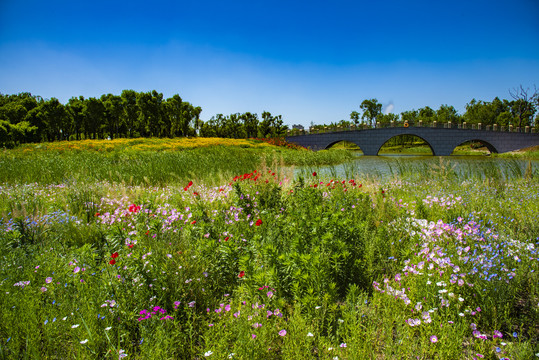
344;86;539;130
0;91;287;147
2;86;537;147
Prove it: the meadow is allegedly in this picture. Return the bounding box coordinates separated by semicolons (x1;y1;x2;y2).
0;138;537;359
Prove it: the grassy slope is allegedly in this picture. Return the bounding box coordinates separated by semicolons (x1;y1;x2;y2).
0;138;354;185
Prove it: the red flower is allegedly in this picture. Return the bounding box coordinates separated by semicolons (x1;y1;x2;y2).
191;220;196;225
95;212;100;217
109;259;116;265
128;204;141;213
224;236;230;241
312;172;317;176
238;271;245;278
111;252;119;259
193;192;199;196
255;219;263;226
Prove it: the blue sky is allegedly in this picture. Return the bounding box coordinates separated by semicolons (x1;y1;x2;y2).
1;0;538;127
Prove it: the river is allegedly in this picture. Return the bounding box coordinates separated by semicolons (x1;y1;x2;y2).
294;154;539;182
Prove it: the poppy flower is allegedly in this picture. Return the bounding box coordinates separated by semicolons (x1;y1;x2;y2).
238;271;245;278
128;244;134;249
255;219;263;226
95;212;100;217
191;220;196;225
193;192;199;196
109;259;116;265
312;172;317;176
111;252;119;259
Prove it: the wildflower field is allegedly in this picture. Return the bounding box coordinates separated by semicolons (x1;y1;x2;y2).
0;139;538;359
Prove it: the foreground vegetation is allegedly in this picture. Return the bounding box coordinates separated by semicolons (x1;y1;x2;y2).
0;139;538;359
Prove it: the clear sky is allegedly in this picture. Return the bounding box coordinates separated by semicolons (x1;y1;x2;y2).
1;0;538;127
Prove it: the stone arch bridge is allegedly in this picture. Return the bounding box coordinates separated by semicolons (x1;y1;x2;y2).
285;127;539;156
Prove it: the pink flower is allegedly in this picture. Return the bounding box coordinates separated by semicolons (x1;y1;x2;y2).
45;277;52;284
430;335;438;343
279;329;287;336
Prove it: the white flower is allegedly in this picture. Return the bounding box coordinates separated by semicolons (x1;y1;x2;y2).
71;324;80;328
204;351;213;357
80;339;88;344
105;327;112;331
307;332;314;337
227;354;235;359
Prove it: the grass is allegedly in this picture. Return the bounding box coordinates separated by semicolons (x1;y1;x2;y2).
0;138;353;186
0;139;538;359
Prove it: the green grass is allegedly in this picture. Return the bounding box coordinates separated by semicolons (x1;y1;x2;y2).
0;140;538;359
0;138;353;186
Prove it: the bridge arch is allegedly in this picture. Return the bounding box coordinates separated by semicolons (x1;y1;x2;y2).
324;139;363;151
376;133;435;155
451;138;499;154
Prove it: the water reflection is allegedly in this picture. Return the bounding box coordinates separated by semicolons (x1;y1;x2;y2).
294;154;538;182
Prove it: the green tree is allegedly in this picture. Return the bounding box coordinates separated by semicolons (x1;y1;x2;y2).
401;110;419;123
418;106;436;123
509;85;538;128
66;96;85;140
350;110;360;125
241;112;259;138
121;90;139;138
101;94;124;139
83;97;105;139
359;99;382;126
436;104;460;124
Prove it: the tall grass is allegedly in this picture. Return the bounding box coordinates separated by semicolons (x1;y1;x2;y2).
0;140;538;359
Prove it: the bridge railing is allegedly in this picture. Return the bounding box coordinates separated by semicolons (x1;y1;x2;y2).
288;121;537;136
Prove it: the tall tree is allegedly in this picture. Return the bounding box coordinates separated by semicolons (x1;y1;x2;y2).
66;96;85;140
350;110;360;125
101;94;124;139
509;85;538;128
241;112;259;138
121;90;138;138
83;97;105;139
359;99;382;126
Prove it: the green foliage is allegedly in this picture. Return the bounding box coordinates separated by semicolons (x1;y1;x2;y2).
0;148;538;359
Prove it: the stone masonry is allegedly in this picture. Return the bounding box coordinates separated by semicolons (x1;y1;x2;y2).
285;127;539;156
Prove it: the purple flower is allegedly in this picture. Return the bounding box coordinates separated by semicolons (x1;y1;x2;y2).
45;277;53;284
493;330;503;339
266;291;273;298
430;335;438;343
73;266;80;274
279;329;287;336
